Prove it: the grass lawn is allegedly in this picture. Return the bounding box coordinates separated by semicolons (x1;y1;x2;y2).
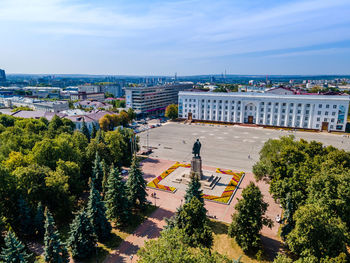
209;220;274;263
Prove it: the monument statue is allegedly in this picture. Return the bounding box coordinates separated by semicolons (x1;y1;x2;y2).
192;139;201;158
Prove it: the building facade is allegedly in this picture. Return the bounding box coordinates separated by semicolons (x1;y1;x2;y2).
178;91;350;132
125;83;193;115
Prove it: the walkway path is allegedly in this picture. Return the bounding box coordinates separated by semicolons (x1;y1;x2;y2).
103;206;173;263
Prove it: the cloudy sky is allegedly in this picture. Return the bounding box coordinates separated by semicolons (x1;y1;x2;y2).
0;0;350;75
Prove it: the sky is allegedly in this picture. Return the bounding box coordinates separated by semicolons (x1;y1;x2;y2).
0;0;350;76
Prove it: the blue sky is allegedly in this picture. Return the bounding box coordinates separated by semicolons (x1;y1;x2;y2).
0;0;350;75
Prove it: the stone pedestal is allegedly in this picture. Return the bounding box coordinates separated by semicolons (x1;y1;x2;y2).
190;156;203;180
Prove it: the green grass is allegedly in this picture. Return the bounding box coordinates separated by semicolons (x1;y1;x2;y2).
209;220;273;263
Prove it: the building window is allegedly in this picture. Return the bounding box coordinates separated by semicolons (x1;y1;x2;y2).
290;110;293;113
317;117;320;121
324;118;328;122
282;109;285;113
326;104;329;108
331;118;335;122
319;104;322;108
316;124;319;128
318;111;321;115
261;102;265;105
297;110;301;114
325;112;328;115
219;100;222;103
306;104;310;107
268;102;271;105
306;110;309;114
290;103;294;107
298;103;302;107
333;105;337;109
332;112;336;116
283;103;286;106
330;125;334;129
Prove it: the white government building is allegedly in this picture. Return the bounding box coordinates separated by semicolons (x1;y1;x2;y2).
178;91;350;131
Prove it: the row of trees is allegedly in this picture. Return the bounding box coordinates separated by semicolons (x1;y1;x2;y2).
0;112;146;261
0;153;149;261
253;136;350;262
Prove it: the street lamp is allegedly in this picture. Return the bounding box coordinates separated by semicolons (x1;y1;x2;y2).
153;192;157;207
130;255;134;262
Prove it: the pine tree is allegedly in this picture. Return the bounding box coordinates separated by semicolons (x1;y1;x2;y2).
91;123;97;139
184;176;203;204
34;202;45;239
100;159;109;195
67;209;96;260
176;197;213;248
44;209;69;263
92;153;103;192
81;120;91;142
87;181;111;241
126;156;148;209
0;231;31;263
105;166;130;225
17;196;33;237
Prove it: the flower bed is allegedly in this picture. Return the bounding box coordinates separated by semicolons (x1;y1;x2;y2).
202;170;244;204
147;162;190;192
147;163;244;203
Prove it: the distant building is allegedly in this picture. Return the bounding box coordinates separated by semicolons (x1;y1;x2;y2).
101;85;124;97
74;100;112;110
0;69;6;82
70;92;105;101
178;91;350;132
125;83;193;115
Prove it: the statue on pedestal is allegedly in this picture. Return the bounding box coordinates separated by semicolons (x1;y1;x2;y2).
191;139;203;180
192;139;201;158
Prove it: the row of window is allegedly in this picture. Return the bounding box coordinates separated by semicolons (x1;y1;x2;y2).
183;100;339;110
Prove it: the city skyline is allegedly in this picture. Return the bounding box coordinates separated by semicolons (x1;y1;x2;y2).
1;0;350;75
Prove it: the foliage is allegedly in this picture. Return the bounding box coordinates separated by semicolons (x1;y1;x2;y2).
81;120;90;142
253;136;350;261
286;203;348;260
127;108;136;122
138;227;230;263
11;106;33;112
0;231;31;263
228;182;272;253
184;175;203;204
67;209;96;260
86;180;111;241
16;196;33;238
105;166;130;225
165;104;178;120
176;197;213;248
44;209;69;263
34;202;45;239
126;156;148;209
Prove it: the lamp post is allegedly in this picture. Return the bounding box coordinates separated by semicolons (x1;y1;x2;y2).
153;192;157;207
95;243;98;263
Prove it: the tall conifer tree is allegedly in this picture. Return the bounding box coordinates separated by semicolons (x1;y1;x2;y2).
105;166;130;225
67;209;96;260
184;176;203;204
44;209;69;263
34;202;45;239
87;181;111;241
126;156;148;208
17;196;33;237
81;120;90;142
0;231;31;263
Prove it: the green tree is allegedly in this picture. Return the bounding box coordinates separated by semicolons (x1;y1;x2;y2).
16;196;33;238
228;182;272;252
81;120;90;142
105;166;130;225
44;209;69;263
126;156;148;208
286;204;348;260
184;176;203;204
91;153;104;192
67;209;96;260
138;227;229;263
127;108;136;122
87;181;111;241
91;123;97;139
176;197;213;248
0;231;31;263
165;104;178;120
34;202;45;239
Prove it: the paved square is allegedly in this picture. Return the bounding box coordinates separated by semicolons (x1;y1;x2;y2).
139;122;350;172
